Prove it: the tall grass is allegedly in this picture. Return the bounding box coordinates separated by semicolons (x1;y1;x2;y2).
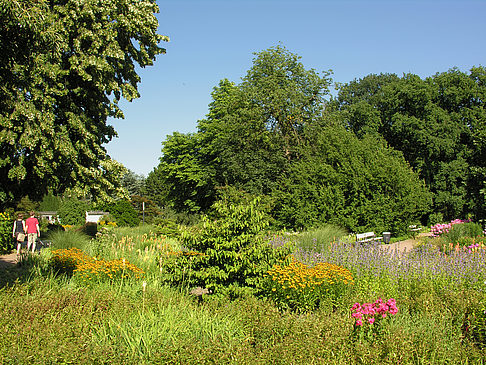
293;224;348;252
2;225;486;363
47;229;92;251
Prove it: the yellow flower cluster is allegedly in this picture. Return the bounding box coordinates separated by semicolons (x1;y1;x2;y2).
51;247;92;271
62;224;73;230
99;221;117;227
0;212;11;222
268;257;354;292
50;248;144;284
75;257;144;282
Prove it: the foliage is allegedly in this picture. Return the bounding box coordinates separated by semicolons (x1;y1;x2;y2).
57;198;91;225
15;196;39;216
38;192;61;211
332;68;486;220
463;298;486;349
0;0;167;205
130;195;161;224
82;222;98;238
0;211;13;253
293;225;349;252
272;123;431;234
264;257;354;311
49;247;144;285
74;257;144;286
148;46;332;215
121;170;146;197
48;226;92;251
163;197;294;296
49;247;92;275
104;200;140;227
443;222;484;245
3;225;486;362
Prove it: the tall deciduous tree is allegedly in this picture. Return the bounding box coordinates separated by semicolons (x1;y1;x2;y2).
0;0;167;206
148;46;332;213
332;68;486;220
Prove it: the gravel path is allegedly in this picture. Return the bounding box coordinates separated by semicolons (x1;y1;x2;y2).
0;252;18;269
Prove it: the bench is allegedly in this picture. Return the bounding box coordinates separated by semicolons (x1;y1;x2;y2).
409;225;422;239
356;232;383;244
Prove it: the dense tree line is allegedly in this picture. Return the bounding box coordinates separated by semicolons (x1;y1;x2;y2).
331;68;486;220
146;46;446;234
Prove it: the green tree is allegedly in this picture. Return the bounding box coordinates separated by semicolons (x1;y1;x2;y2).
149;46;332;213
121;170;146;197
58;198;91;225
104;200;140;227
0;0;168;206
272;123;431;234
332;68;486;220
39;192;61;211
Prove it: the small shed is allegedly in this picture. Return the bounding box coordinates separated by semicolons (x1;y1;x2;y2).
38;211;59;224
85;211;109;224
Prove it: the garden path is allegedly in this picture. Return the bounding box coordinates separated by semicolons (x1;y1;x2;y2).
0;252;17;269
380;232;432;255
0;233;432;270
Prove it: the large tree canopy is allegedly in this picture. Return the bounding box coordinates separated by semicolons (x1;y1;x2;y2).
147;46;431;233
148;46;333;213
331;68;486;220
0;0;167;206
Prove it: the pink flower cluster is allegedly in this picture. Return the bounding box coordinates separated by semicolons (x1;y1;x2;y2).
351;298;398;326
430;219;469;237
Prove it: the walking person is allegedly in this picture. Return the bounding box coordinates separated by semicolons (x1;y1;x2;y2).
25;211;40;253
12;213;26;256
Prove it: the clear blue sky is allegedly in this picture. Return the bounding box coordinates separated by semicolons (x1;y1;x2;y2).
105;0;486;176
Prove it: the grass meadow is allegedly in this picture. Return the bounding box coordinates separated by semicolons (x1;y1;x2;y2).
0;223;485;364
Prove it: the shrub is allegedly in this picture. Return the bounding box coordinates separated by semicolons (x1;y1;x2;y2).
49;247;144;285
463;297;486;349
163;197;293;297
104;200;140;227
49;247;92;275
81;222;98;237
58;198;91;225
293;224;348;252
350;298;399;342
0;211;13;253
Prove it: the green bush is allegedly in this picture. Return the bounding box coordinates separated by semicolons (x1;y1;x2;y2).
0;211;13;253
293;224;348;252
444;222;484;245
163;197;294;297
81;222;98;237
463;299;486;349
104;200;140;227
58;198;91;225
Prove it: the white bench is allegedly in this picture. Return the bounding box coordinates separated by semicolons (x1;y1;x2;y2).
409;225;421;238
356;231;383;244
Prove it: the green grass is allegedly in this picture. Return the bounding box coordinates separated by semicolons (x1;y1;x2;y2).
1;225;486;363
293;224;348;252
47;229;92;251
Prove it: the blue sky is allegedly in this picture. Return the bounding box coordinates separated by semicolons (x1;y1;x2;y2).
105;0;486;176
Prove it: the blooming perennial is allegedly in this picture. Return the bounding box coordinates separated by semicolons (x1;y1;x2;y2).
351;298;398;327
430;219;470;237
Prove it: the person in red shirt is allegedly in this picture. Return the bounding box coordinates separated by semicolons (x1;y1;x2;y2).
25;211;40;253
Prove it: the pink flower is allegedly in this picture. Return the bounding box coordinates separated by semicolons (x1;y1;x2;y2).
368;317;375;324
356;320;363;326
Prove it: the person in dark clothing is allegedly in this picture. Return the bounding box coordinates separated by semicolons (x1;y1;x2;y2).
12;213;26;255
